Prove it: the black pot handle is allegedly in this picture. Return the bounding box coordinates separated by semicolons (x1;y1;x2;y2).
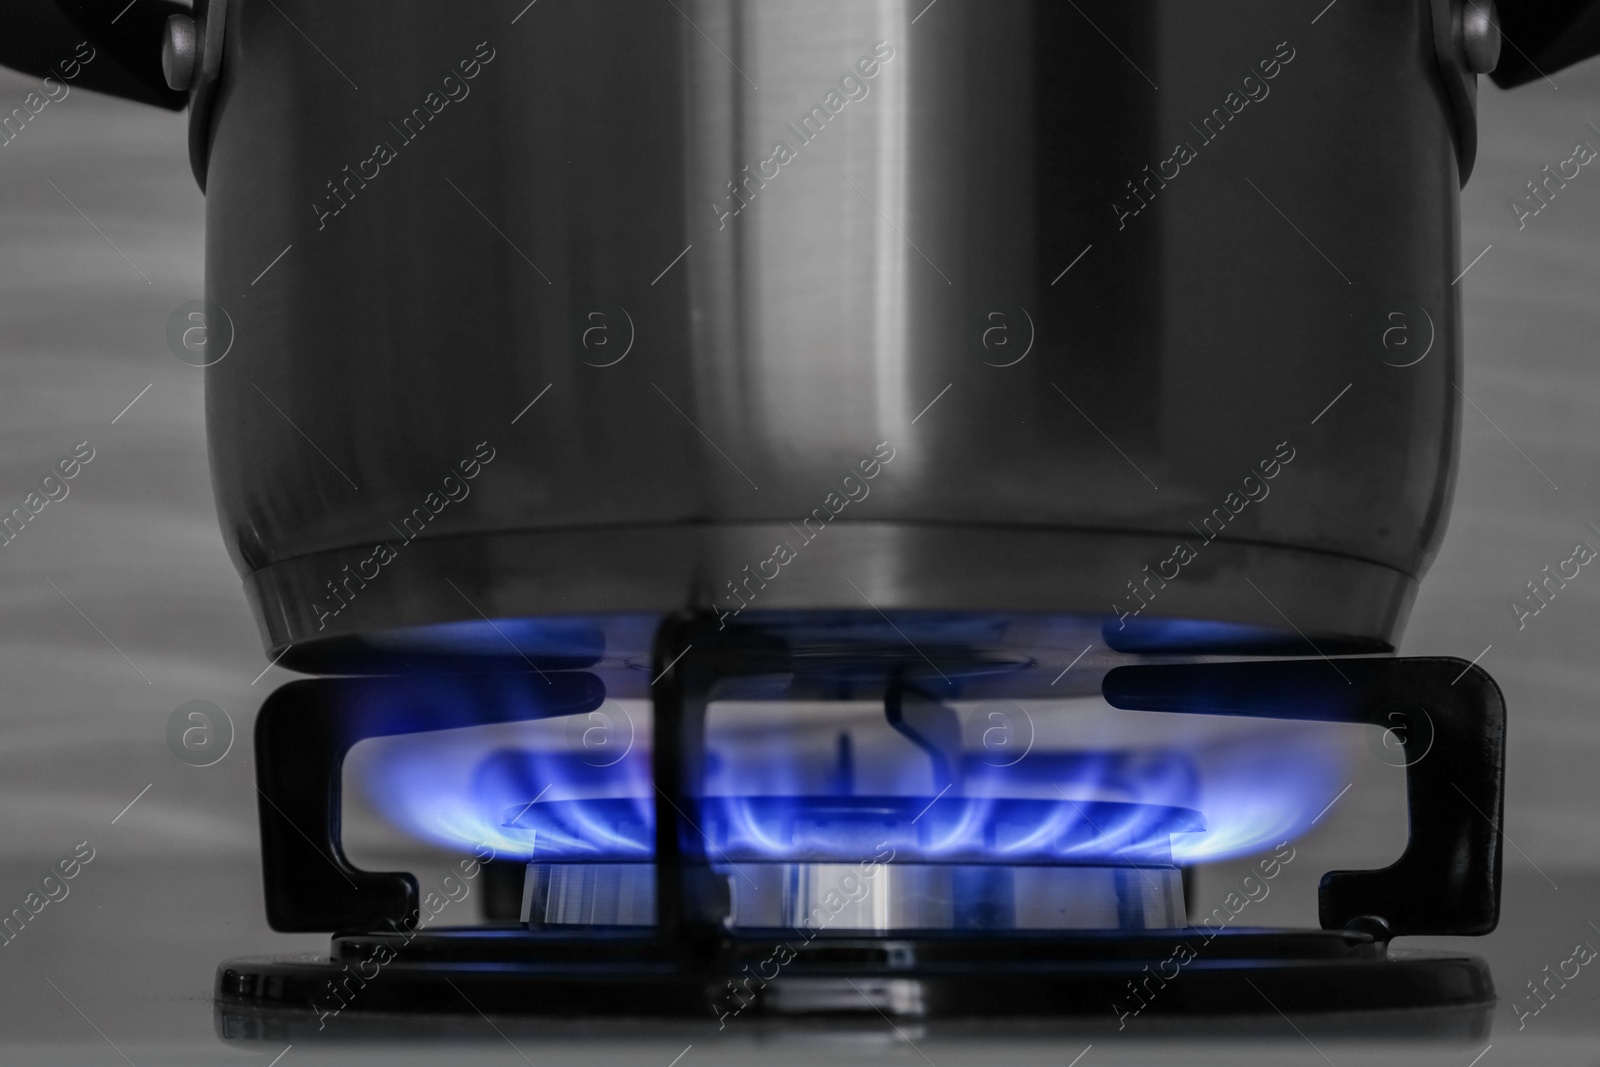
1493;0;1600;87
0;0;189;110
1103;657;1505;938
255;673;606;933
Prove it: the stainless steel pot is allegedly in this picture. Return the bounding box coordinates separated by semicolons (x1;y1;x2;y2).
8;0;1594;670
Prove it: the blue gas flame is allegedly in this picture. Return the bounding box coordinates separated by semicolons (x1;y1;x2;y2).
351;697;1358;866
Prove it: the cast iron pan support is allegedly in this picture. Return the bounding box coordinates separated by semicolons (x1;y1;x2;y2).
1103;658;1506;937
253;636;1503;945
649;615;790;963
254;672;605;932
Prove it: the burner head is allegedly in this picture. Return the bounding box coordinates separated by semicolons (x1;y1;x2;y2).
499;795;1205;866
503;793;1201;934
527;861;1187;933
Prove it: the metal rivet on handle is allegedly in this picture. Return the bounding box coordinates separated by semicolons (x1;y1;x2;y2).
162;13;198;92
1461;0;1502;74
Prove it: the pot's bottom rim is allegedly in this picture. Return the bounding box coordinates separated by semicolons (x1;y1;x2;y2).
240;523;1414;677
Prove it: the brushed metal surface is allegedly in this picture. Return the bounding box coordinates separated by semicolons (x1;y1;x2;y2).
526;861;1186;931
196;0;1463;661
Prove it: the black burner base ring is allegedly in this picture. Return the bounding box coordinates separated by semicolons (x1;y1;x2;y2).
214;927;1494;1041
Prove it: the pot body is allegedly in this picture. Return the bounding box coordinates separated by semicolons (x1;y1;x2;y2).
202;0;1463;668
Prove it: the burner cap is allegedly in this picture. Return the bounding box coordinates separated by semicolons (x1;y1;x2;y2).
501;795;1204;865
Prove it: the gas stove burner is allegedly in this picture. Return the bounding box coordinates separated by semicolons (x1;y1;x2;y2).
219;615;1507;1037
499;795;1205;866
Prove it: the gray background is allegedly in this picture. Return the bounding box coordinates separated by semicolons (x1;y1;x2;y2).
0;28;1598;1067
